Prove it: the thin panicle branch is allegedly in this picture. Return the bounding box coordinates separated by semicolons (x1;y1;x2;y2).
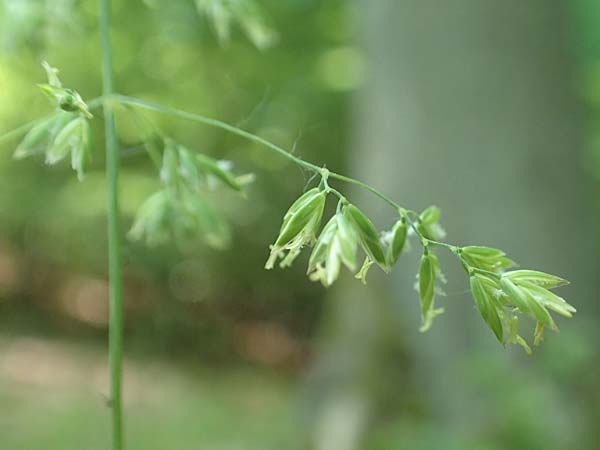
2;68;575;387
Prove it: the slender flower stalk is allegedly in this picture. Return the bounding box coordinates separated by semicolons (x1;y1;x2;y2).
99;1;124;449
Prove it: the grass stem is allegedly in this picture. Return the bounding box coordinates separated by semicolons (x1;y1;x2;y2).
99;1;124;449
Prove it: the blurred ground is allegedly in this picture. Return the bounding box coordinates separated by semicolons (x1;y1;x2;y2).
0;335;299;450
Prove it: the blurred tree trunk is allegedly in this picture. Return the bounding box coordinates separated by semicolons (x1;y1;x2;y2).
307;1;595;449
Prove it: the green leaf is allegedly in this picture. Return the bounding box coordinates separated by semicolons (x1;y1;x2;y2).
266;189;327;270
57;88;90;117
230;0;278;50
307;210;358;287
38;62;92;118
195;0;233;44
419;252;436;319
335;211;358;271
499;277;531;313
386;218;407;266
505;270;569;289
522;288;556;329
42;61;62;88
70;118;91;181
470;274;503;342
195;0;277;50
129;186;232;249
13;114;70;160
500;276;556;329
274;190;326;247
461;246;516;272
516;280;576;317
307;216;337;274
45;117;86;165
420;206;440;225
495;257;517;271
161;143;252;193
14;119;52;159
462;246;505;258
177;145;202;189
345;204;387;270
324;239;342;286
160;141;179;187
128;190;171;246
418;205;446;241
282;188;320;224
181;188;231;249
14;112;91;181
196;153;242;191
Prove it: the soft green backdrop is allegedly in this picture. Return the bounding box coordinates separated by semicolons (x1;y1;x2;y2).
0;1;598;449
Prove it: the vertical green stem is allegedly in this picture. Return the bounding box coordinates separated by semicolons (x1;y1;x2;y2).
99;0;124;449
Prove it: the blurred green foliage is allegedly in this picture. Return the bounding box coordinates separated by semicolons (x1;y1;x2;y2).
0;0;358;358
